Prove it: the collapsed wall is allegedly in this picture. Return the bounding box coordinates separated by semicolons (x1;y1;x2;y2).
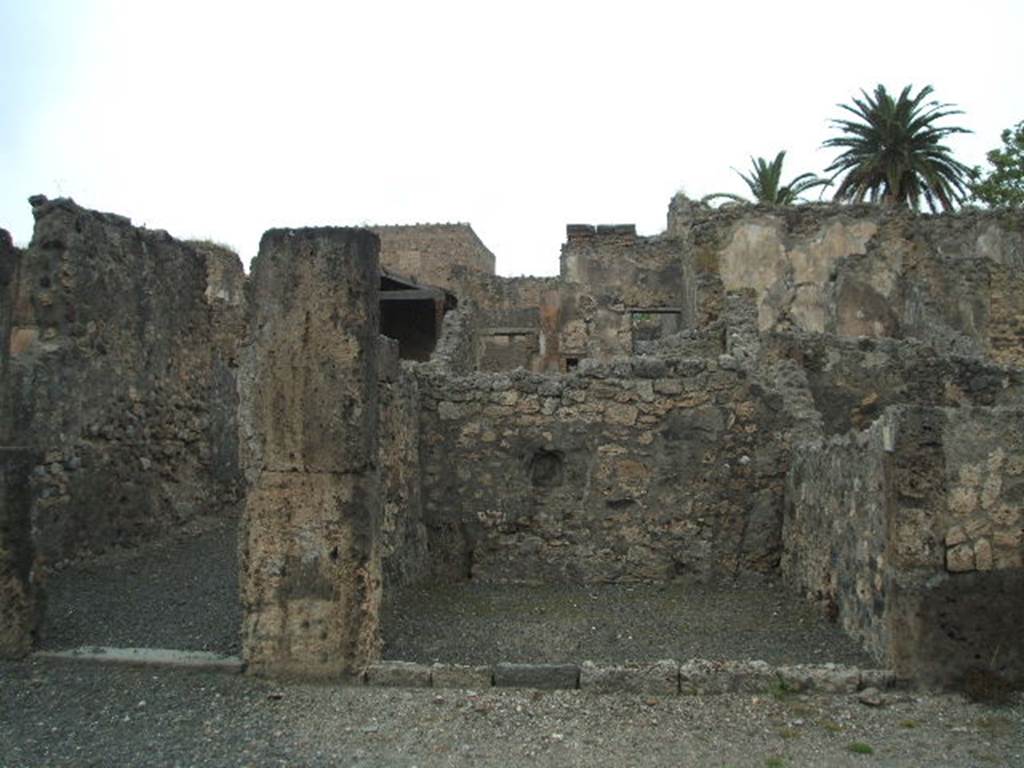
4;197;246;565
761;332;1024;435
426;200;1024;376
666;197;1024;359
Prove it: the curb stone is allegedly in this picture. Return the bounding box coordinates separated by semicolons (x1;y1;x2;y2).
35;650;898;697
364;661;432;687
34;647;243;672
579;660;679;695
777;663;862;694
493;662;580;690
431;662;493;689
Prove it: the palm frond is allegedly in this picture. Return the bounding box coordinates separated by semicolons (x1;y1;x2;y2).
704;151;829;206
823;84;971;211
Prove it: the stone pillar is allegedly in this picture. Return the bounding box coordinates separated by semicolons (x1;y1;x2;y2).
239;227;382;678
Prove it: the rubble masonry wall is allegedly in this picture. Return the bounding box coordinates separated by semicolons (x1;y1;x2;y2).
415;357;793;583
4;198;245;566
784;406;1024;686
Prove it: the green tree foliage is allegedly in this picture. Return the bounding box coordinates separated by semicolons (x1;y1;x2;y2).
823;84;972;212
969;121;1024;208
702;151;830;206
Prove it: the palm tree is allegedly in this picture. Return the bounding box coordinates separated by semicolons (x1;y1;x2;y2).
702;151;830;206
823;84;972;212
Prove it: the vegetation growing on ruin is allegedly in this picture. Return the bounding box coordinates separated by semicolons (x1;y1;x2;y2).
823;84;972;212
702;151;830;206
970;120;1024;208
704;84;978;213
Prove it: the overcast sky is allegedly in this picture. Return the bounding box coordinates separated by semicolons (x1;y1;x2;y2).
2;1;1021;275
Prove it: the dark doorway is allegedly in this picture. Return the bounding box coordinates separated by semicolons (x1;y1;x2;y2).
379;271;455;362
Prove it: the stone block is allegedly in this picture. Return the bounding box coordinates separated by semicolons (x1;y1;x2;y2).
678;659;731;695
632;358;668;379
493;663;579;690
241;471;381;679
431;663;493;689
678;659;778;695
944;525;968;547
243;227;380;474
946;542;976;572
776;663;861;694
724;660;778;693
579;660;678;695
859;668;897;690
974;538;993;571
365;661;432;688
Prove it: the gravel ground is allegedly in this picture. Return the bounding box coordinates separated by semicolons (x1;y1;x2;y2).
41;519;873;672
1;657;1021;767
39;516;241;654
383;581;875;667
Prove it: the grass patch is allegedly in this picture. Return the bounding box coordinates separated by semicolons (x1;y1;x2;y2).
778;727;800;740
898;719;918;729
769;677;796;701
765;758;785;768
847;741;874;755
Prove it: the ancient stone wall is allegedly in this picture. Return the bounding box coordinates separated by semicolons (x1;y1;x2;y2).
464;275;562;372
559;226;698;364
5;198;245;565
1;231;38;658
784;406;1024;686
373;224;495;293
415;357;792;583
761;332;1024;435
0;229;17;444
378;338;429;589
3;192;1021;687
782;421;892;661
238;226;382;678
0;446;36;658
427;226;714;374
665;197;1024;364
422;303;478;375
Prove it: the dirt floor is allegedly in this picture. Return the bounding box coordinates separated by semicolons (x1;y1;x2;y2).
41;520;872;671
383;580;875;667
39;516;242;654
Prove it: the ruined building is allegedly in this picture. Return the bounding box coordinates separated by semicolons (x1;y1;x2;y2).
1;193;1022;689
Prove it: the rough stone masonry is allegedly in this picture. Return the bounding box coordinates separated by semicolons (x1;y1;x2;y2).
0;192;1021;692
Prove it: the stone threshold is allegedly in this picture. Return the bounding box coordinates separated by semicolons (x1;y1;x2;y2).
368;659;901;695
35;647;243;672
33;650;899;697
